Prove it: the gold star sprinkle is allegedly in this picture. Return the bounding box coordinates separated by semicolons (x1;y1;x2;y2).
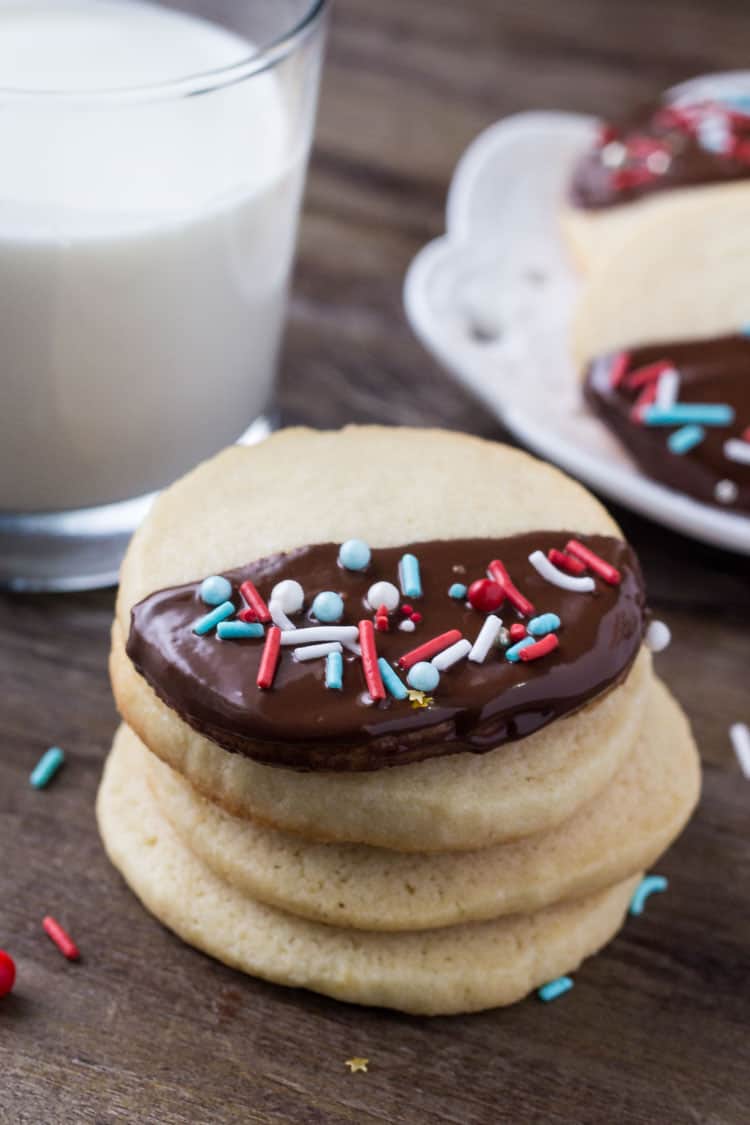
345;1057;369;1073
407;689;433;709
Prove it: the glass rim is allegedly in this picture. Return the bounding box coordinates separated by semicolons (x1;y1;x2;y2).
0;0;328;103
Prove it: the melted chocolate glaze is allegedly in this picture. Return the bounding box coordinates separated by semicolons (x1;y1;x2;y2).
127;533;646;772
569;99;750;211
584;335;750;513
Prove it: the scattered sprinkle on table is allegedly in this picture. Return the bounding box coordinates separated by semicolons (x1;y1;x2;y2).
42;915;80;961
345;1058;369;1073
538;976;573;1003
30;746;65;789
629;874;668;916
729;722;750;778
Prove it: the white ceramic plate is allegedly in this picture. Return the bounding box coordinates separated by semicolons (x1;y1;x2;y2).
403;96;750;555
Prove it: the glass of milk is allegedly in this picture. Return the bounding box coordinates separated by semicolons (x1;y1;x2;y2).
0;0;328;590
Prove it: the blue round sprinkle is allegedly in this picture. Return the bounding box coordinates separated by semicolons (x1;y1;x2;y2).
200;575;233;606
406;661;440;692
448;583;467;600
312;590;344;623
338;538;371;571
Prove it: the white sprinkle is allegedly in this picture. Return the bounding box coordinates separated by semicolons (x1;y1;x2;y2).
645;619;671;653
342;640;362;656
724;439;750;466
270;579;304;614
469;614;503;664
399;619;416;633
655;368;680;409
715;478;739;504
730;722;750;778
646;149;671;174
431;638;472;671
366;580;400;612
528;550;595;593
601;140;626;168
280;625;358;646
293;641;343;662
270;600;296;630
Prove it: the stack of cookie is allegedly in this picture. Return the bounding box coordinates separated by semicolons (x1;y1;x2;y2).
98;427;700;1015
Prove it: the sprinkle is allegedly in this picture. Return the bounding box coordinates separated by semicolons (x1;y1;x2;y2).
399;553;422;599
0;950;15;997
409;611;422;624
270;579;304;615
629;875;668;916
645;620;671;653
345;1058;369;1074
239;580;271;624
238;607;258;623
406;661;440;692
724;438;750;465
528;551;595;593
743;425;750;442
547;548;586;576
505;636;535;662
730;722;750;778
30;746;65;789
432;638;472;671
467;578;504;614
374;614;390;633
42;916;79;961
366;581;400;613
192;601;234;635
630;381;659;424
448;583;467;600
538;976;573;1003
407;689;433;709
625;359;673;391
269;600;296;630
199;575;232;606
564;540;622;586
401;604;414;617
715;479;738;504
527;613;561;637
608;350;631;389
487;560;535;617
397;629;463;670
293;641;343;662
668;424;705;454
497;626;510;647
509;623;527;641
311;591;344;623
399;619;416;633
338;539;371;571
280;626;358;646
741;324;750;338
468;614;503;663
325;651;343;691
519;633;559;662
216;620;264;640
378;658;408;700
358;620;385;702
655;368;680;409
257;626;281;689
644;404;734;427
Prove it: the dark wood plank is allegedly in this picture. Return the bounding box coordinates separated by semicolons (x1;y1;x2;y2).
2;1;749;1122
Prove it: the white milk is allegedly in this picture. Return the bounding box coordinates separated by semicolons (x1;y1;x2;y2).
0;0;309;511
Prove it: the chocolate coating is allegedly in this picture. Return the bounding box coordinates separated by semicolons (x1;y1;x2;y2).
570;99;750;211
584;335;750;513
127;533;646;772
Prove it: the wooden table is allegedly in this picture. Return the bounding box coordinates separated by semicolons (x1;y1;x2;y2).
2;1;749;1121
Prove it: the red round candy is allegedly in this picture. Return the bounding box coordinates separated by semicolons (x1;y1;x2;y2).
409;611;422;624
0;950;16;998
467;578;504;614
509;623;527;641
401;604;413;617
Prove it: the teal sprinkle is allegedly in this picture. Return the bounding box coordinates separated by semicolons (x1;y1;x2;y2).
30;746;65;790
505;636;535;662
667;424;705;455
629;874;668;916
645;404;734;427
448;583;467;600
538;976;573;1003
216;621;264;640
399;553;422;599
528;613;561;637
378;657;408;700
325;651;343;691
740;323;750;337
192;601;234;635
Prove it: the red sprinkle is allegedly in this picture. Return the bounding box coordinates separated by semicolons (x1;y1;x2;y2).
487;560;535;618
509;623;527;641
238;606;258;624
519;633;560;662
374;615;389;633
608;351;631;389
742;425;750;443
467;578;504;614
597;123;618;146
565;539;621;585
257;625;281;689
0;950;15;996
612;166;656;191
358;620;385;701
42;916;79;961
401;604;414;617
409;611;422;624
398;629;462;671
630;382;658;423
239;580;271;624
547;548;587;576
625;359;673;391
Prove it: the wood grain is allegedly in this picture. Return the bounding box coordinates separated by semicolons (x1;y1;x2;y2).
2;1;749;1121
